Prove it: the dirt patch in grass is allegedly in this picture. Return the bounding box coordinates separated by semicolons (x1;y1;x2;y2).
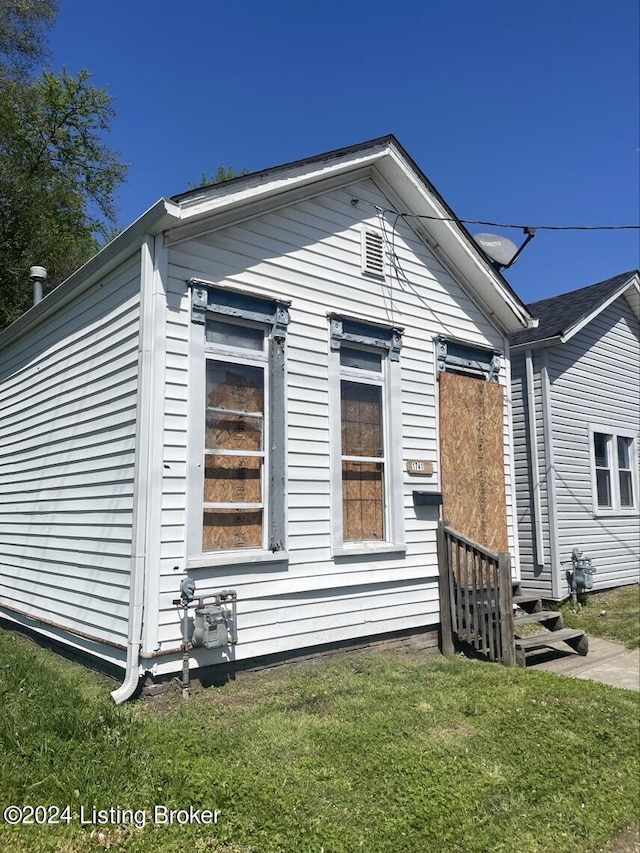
604;823;640;853
430;721;477;740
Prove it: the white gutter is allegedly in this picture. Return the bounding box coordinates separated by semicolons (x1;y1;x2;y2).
111;236;157;704
510;335;563;352
525;350;545;566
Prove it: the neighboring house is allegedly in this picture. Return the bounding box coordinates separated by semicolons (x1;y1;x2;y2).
510;271;640;600
0;136;533;701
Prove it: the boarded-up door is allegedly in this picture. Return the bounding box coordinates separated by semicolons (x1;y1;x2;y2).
439;371;508;553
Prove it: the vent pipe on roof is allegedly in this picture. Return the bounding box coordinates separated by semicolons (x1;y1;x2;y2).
29;266;47;306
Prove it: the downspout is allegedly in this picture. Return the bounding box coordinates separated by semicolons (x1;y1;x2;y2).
540;350;561;599
504;341;521;581
525;350;545;567
140;234;168;659
111;236;157;704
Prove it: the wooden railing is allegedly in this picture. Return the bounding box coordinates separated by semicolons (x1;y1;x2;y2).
437;521;516;666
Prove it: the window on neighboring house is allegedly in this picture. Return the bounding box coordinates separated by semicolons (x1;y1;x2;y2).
188;282;289;560
329;316;404;552
591;429;637;513
617;436;634;508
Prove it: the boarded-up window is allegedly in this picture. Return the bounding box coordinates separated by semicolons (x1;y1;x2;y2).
340;363;385;541
203;323;266;551
329;318;403;550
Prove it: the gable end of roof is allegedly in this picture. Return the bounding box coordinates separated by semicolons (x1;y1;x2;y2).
509;270;640;348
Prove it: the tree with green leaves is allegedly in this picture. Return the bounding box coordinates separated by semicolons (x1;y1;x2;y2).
0;0;57;71
188;164;250;189
0;0;127;330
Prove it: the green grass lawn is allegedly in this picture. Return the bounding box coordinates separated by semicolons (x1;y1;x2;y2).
1;629;639;853
554;584;640;649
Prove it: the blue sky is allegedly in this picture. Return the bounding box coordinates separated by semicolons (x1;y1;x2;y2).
49;0;639;305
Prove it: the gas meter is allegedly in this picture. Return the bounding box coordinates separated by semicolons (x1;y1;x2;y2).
570;547;595;592
192;605;231;650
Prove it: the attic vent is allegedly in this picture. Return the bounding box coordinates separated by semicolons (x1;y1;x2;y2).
361;228;385;279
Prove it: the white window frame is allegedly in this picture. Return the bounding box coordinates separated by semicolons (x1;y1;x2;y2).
203;323;269;551
589;425;639;516
187;281;290;567
328;316;405;556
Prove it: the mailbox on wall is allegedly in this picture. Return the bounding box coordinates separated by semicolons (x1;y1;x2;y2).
412;491;443;507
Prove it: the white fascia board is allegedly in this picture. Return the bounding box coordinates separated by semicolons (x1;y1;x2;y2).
175;144;391;224
0;198;181;350
560;274;640;343
374;146;533;335
165;169;374;247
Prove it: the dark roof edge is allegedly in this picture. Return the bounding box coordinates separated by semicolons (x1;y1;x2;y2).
171;135;398;203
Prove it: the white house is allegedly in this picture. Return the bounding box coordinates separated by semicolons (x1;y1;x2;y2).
0;136;533;701
510;271;640;599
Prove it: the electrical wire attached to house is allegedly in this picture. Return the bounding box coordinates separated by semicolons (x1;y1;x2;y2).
373;207;640;231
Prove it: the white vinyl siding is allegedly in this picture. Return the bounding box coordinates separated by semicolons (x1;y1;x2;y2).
0;254;142;659
513;295;640;599
548;299;640;594
152;176;517;670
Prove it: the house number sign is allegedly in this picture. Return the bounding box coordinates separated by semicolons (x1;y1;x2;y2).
406;459;434;475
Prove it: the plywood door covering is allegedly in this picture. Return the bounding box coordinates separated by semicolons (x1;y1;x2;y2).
439;371;508;554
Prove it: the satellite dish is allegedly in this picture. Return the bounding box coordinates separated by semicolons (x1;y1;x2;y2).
473;233;519;268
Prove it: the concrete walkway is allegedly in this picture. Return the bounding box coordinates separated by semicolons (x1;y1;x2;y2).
525;636;640;691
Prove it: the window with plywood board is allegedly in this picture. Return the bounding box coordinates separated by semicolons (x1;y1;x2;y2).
187;280;290;560
341;372;385;541
203;327;267;551
329;316;404;552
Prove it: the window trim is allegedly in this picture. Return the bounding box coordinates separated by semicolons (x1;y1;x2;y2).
588;424;639;516
203;340;268;549
328;315;405;555
187;281;290;563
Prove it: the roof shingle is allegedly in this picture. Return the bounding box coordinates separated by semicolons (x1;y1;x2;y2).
509;270;639;347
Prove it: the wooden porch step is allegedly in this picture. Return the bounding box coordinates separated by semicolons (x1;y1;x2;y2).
439;525;589;669
515;627;588;654
514;609;563;627
513;594;543;613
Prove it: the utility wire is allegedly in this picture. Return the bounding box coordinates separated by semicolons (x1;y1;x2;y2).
373;206;640;231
